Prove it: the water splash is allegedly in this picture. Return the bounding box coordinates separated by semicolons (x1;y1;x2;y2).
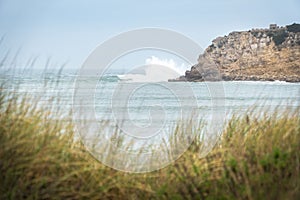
117;64;181;82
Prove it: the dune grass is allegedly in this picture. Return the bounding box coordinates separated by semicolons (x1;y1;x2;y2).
0;88;299;200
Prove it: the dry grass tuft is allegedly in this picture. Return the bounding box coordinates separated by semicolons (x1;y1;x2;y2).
0;88;299;199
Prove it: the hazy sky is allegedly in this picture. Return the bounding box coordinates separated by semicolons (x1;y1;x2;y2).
0;0;299;70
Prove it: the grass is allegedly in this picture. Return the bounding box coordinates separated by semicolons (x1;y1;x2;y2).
0;86;299;199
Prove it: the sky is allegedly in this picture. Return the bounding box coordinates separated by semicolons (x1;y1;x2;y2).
0;0;299;71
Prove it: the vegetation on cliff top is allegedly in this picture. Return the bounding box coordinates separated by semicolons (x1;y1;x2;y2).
287;23;300;33
267;23;300;46
267;30;288;46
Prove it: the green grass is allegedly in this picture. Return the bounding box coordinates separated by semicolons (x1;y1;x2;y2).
0;89;299;199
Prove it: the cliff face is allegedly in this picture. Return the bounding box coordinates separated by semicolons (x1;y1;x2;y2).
178;23;300;82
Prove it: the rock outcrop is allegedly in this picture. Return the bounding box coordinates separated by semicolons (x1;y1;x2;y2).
171;23;300;82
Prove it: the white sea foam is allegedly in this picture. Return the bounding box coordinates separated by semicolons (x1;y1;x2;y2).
145;56;187;75
117;64;181;82
117;56;188;82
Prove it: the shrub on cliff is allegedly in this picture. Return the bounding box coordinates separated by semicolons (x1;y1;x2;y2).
267;30;288;46
287;23;300;33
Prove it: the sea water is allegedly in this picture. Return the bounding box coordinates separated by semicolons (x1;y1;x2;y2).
1;69;299;150
1;68;299;125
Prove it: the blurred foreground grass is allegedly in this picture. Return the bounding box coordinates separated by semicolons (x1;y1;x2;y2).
0;89;299;200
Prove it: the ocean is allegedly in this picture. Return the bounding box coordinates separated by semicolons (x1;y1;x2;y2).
1;67;299;138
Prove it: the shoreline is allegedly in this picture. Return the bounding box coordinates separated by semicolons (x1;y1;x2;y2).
168;76;300;83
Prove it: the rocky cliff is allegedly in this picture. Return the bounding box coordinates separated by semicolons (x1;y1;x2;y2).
172;23;300;82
